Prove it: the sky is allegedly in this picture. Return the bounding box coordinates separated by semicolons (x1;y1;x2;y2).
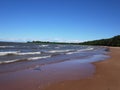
0;0;120;42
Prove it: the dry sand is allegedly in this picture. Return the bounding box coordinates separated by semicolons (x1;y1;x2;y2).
44;47;120;90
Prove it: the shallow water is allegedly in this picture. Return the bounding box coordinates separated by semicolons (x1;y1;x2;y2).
0;54;109;90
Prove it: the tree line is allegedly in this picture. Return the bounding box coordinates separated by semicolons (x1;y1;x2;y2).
28;35;120;47
79;35;120;46
27;41;79;45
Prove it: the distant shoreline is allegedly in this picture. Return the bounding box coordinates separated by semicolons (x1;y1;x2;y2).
1;35;120;47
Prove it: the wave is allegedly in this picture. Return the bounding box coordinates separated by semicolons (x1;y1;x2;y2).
18;52;41;55
66;47;94;55
39;45;49;47
0;51;19;56
0;47;108;65
0;55;51;64
0;46;15;48
47;49;74;53
42;48;94;55
0;51;41;56
0;59;27;64
77;47;94;52
28;56;51;60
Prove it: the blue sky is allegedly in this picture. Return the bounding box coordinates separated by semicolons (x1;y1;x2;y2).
0;0;120;42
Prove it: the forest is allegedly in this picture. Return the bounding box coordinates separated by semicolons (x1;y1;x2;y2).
79;35;120;46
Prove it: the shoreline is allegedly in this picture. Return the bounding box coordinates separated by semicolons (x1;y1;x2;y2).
0;46;106;74
0;47;116;90
44;47;120;90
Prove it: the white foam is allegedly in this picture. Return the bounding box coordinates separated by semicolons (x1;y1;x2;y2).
0;46;15;48
0;59;20;64
0;55;51;64
28;56;51;60
48;48;93;55
0;51;41;56
77;47;94;52
18;52;41;55
0;51;19;56
48;50;72;53
66;52;77;55
66;48;94;55
39;45;49;47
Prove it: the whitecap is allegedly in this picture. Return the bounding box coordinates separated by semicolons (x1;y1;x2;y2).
0;46;15;48
0;51;19;56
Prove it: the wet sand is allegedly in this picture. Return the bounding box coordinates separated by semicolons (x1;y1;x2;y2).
44;47;120;90
0;56;97;90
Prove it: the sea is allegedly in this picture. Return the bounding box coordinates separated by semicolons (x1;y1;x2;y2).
0;42;109;65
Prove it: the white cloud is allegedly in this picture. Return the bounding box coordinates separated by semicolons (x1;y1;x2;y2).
0;38;82;43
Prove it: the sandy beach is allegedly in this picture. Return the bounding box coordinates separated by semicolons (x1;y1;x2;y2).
0;47;120;90
44;47;120;90
1;0;120;89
